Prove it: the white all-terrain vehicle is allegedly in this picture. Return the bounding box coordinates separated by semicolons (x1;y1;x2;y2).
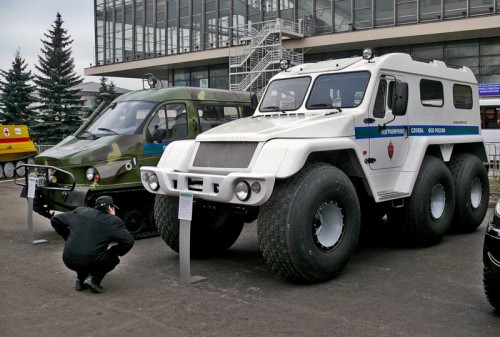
141;49;489;283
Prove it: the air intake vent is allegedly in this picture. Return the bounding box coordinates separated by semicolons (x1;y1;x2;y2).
193;142;258;168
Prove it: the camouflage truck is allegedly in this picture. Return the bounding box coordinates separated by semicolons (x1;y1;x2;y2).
17;82;256;237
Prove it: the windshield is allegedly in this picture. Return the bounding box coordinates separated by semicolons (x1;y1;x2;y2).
306;72;371;109
83;101;156;137
259;77;311;112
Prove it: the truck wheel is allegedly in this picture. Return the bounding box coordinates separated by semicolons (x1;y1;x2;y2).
257;162;360;283
388;156;455;246
448;153;489;233
154;195;244;257
3;162;14;178
484;261;500;310
123;210;145;234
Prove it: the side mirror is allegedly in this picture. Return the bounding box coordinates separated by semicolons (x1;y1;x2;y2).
392;81;408;116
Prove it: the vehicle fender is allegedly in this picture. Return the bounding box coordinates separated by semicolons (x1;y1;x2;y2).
157;140;197;172
395;135;486;193
252;138;359;178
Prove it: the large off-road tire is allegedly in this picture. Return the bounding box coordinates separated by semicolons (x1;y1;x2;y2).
257;162;361;283
387;155;455;246
484;262;500;310
448;153;489;233
154;195;244;257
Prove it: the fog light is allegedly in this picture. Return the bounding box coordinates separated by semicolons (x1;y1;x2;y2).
147;173;159;191
235;181;251;201
251;181;261;193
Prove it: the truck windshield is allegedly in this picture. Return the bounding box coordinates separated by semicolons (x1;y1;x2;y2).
306;71;371;109
84;101;156;137
259;76;311;112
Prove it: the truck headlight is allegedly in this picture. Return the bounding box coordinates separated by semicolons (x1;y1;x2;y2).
495;200;500;218
86;167;100;182
235;181;251;201
147;173;159;191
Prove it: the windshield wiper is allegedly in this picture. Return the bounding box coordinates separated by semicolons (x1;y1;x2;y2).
260;105;287;113
309;103;335;108
98;127;119;135
78;130;96;139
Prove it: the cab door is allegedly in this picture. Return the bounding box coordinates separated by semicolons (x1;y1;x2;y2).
142;102;188;167
368;75;410;170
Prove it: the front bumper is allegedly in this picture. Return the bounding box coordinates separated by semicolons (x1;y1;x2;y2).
141;166;275;206
15;164;87;213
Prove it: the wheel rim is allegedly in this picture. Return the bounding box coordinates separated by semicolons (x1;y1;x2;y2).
3;162;15;178
430;184;446;219
124;210;144;234
470;177;482;209
312;201;345;251
15;161;26;177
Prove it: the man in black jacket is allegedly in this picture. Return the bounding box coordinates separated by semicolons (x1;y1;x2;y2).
51;196;135;293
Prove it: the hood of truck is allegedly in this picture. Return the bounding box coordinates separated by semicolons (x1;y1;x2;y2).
35;134;141;167
196;112;355;142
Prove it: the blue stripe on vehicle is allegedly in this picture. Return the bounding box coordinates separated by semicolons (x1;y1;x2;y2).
355;125;479;139
143;142;170;154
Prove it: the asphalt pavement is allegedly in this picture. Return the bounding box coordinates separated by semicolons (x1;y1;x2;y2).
0;179;499;337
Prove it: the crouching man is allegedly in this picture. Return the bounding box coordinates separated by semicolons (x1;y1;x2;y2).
51;196;135;293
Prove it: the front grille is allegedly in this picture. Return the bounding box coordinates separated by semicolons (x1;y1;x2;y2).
193;142;258;168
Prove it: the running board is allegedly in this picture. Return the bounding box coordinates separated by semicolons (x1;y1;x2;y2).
377;190;410;202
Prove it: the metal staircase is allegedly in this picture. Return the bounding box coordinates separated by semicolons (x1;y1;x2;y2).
229;19;304;94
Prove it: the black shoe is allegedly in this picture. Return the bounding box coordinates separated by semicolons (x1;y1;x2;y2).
75;278;88;291
84;275;103;293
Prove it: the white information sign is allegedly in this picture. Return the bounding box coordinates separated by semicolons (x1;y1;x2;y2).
27;177;37;199
178;192;193;221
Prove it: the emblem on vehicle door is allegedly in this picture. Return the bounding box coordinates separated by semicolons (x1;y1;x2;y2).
387;141;394;159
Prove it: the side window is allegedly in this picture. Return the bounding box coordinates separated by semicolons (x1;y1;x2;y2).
146;103;187;142
453;84;473;109
146;107;167;143
198;105;238;132
373;80;387;118
420;79;444;107
167;103;188;139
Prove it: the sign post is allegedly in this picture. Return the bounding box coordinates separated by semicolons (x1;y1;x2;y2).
178;192;206;283
27;177;48;244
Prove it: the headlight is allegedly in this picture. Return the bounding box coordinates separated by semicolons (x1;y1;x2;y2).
235;181;251;201
279;59;290;71
86;167;95;181
495;200;500;217
362;47;375;60
85;167;99;182
147;174;159;191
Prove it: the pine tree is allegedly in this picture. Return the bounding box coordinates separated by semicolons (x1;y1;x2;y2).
32;12;83;144
93;76;116;107
0;49;35;125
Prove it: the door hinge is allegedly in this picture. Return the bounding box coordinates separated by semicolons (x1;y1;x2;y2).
364;158;376;164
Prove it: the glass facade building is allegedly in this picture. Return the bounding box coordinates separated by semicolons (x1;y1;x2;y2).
88;0;500;88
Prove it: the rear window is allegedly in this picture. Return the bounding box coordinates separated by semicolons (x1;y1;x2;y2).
453;84;473;109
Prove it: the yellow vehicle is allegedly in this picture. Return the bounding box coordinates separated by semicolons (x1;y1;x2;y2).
0;125;37;178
